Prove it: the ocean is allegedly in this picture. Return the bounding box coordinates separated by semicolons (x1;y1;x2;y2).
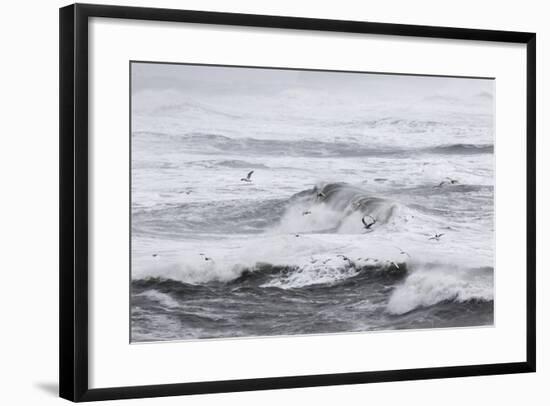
130;64;494;342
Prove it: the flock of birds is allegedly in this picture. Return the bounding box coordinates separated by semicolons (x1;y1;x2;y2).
152;169;458;266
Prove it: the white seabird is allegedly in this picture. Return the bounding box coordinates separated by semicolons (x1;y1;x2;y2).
361;215;376;231
428;233;444;241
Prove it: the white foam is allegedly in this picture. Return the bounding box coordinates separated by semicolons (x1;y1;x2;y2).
260;257;359;289
386;265;494;315
136;289;181;308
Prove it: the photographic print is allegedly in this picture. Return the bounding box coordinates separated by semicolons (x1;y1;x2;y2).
130;62;495;342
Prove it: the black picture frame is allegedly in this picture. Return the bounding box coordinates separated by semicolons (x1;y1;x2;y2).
59;3;536;402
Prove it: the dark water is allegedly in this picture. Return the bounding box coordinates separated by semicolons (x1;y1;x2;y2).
131;261;493;341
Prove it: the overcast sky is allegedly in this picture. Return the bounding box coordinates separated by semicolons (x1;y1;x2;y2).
131;62;494;101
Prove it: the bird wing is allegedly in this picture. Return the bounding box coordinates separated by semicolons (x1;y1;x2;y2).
361;216;368;226
247;170;254;179
396;246;408;255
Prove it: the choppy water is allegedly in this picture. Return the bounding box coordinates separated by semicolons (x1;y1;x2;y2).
131;64;494;342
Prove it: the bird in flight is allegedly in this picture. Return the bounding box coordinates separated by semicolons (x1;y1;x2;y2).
199;253;213;261
396;247;410;258
429;233;444;241
362;215;376;231
446;177;459;184
240;170;254;182
317;192;327;200
302;210;312;216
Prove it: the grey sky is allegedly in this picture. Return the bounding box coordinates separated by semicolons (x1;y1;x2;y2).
131;62;494;101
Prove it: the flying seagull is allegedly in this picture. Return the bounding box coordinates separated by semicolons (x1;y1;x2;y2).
240;170;254;182
429;233;444;241
396;247;410;258
446;177;459;184
199;253;213;261
362;215;376;231
302;210;312;216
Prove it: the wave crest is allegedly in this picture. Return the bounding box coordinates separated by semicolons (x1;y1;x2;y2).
274;182;409;234
386;265;493;315
134;254;407;288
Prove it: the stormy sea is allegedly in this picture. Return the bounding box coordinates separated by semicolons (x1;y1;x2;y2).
130;63;494;342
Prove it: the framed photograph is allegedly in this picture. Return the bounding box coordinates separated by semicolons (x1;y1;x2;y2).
59;3;536;402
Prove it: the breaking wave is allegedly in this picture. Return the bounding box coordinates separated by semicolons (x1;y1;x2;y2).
132;182;423;237
133;258;492;316
386;265;494;315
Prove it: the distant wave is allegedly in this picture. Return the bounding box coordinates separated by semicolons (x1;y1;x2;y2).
133;131;493;158
328;117;445;130
187;159;270;169
158;132;403;158
132;197;288;236
151;101;243;119
215;160;269;169
425;143;494;155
